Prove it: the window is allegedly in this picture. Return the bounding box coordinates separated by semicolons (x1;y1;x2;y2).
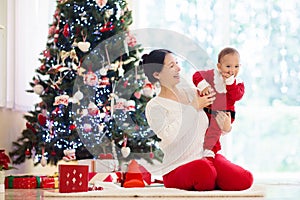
132;0;300;176
0;0;56;110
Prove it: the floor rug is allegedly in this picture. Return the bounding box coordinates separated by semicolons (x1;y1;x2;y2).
44;183;265;198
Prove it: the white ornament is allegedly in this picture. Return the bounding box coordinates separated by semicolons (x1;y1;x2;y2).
33;84;44;95
115;98;126;110
78;41;91;52
84;71;98;86
125;100;136;112
99;67;108;76
88;102;99;116
53;94;69;106
73;90;83;100
83;123;92;133
121;146;131;158
142;83;154;97
40;156;47;167
118;66;125;77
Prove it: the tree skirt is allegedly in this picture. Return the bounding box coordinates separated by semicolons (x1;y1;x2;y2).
44;183;265;198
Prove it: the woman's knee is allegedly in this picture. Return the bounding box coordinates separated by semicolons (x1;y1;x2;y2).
214;154;254;191
192;159;217;190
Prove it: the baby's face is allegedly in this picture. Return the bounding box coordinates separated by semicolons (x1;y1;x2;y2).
217;53;240;79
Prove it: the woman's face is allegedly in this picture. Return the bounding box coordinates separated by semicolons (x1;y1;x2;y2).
156;53;181;87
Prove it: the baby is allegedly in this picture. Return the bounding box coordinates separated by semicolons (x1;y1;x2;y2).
192;47;244;158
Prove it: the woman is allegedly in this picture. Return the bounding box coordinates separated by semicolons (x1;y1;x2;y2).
144;49;253;191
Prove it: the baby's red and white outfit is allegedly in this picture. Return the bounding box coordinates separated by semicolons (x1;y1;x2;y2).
192;69;244;158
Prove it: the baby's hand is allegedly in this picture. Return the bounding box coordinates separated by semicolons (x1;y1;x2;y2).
200;86;212;96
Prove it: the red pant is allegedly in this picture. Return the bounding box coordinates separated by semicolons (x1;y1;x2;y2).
204;112;235;154
163;154;253;191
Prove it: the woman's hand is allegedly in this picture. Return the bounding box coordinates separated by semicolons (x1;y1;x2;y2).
191;91;216;110
215;111;232;132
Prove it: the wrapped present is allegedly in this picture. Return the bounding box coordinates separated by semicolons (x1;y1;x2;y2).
5;176;41;189
88;172;122;185
59;164;89;193
78;159;119;173
41;176;59;189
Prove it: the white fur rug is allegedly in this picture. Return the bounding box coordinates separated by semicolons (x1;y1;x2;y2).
44;183;265;198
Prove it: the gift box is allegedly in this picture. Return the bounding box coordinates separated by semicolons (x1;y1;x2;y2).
41;176;59;189
88;172;123;185
59;164;89;193
5;176;41;189
78;159;119;173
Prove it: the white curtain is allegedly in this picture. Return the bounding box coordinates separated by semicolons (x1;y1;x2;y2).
0;0;56;111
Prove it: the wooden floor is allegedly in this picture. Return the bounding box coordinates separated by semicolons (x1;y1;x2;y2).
2;183;300;200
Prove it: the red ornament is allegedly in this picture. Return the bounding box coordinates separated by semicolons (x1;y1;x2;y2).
43;50;51;58
26;122;37;134
100;22;115;32
69;124;76;131
123;80;128;88
25;148;31;157
51;151;56;156
84;70;98;86
126;33;137;47
48;25;56;35
39;64;46;71
38;113;47;126
63;23;69;37
149;152;154;159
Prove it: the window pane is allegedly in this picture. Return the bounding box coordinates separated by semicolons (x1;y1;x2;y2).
134;0;300;174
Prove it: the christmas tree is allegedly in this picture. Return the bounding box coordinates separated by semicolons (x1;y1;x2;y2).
9;0;163;167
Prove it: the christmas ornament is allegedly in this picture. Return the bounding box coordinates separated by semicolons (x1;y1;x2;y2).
62;23;69;37
118;65;125;77
99;67;108;76
31;147;36;160
40;156;47;167
121;136;130;158
121;147;130;158
88;102;99;116
25;148;31;157
53;94;69;106
73;90;84;101
126;32;137;47
40;146;47;167
99;77;110;88
70;49;79;63
37;113;47;126
78;32;90;52
142;82;154;97
39;64;46;71
63;149;76;161
43;50;51;58
33;84;44;95
48;25;56;35
69;124;76;131
78;41;91;52
114;98;126;110
134;91;142;99
83;123;92;133
100;22;115;32
84;70;98;86
125;100;136;112
149;145;154;159
96;0;108;8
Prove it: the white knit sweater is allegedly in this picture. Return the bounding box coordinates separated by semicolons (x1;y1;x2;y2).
145;87;208;175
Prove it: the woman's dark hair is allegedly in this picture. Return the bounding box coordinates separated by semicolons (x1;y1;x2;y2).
141;49;172;84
